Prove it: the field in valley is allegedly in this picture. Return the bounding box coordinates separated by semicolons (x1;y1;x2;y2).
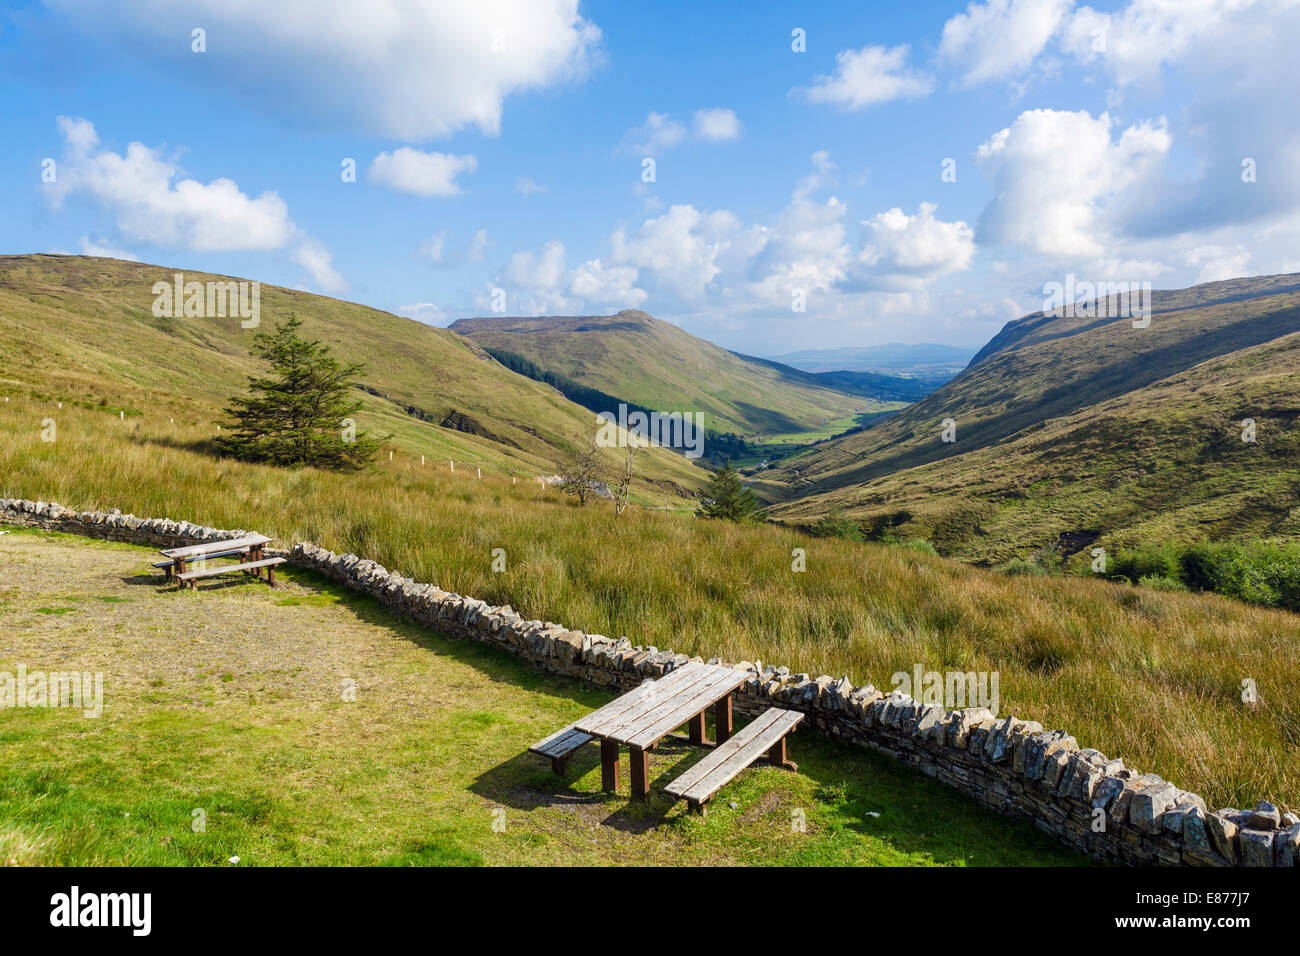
3;397;1298;814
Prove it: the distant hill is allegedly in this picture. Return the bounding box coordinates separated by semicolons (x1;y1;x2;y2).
767;342;977;372
761;274;1300;562
451;311;885;436
807;368;953;403
0;255;704;498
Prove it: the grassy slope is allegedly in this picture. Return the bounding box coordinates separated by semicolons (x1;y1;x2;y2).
0;255;704;502
762;275;1300;561
3;399;1298;811
451;311;883;436
0;529;1082;866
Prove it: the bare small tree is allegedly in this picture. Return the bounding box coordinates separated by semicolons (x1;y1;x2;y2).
613;443;637;518
560;439;603;505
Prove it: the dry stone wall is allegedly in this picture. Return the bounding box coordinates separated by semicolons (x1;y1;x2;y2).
4;496;1296;867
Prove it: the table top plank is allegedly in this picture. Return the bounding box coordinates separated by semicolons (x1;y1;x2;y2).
590;666;729;741
575;662;710;737
624;668;748;749
160;534;271;559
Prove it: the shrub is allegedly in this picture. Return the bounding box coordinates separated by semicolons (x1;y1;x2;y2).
1108;543;1184;584
894;538;937;555
1138;574;1189;593
1001;557;1048;576
810;509;863;541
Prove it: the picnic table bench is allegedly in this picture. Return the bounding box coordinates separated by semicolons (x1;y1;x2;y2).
663;707;802;814
527;660;802;804
154;534;285;589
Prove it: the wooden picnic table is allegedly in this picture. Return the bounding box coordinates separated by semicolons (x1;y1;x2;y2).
156;534;278;588
573;660;748;801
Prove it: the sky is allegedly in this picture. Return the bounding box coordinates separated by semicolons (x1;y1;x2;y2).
2;0;1299;356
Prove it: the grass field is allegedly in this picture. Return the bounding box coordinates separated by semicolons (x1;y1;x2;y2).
3;398;1298;813
0;530;1085;866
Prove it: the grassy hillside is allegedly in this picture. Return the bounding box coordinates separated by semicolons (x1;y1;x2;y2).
762;275;1300;563
2;397;1298;811
451;311;885;436
0;255;704;502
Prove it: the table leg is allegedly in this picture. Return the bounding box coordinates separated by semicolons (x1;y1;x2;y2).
600;738;619;793
629;746;650;801
687;711;706;745
173;557;186;587
714;694;733;744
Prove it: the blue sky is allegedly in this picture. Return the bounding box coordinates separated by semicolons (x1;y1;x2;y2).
2;0;1298;355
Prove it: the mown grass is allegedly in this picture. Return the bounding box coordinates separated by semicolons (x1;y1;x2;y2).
3;399;1299;811
0;531;1083;866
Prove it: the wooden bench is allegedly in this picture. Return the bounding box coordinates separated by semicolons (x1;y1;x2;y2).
528;723;594;776
153;548;252;580
176;556;286;589
664;707;803;814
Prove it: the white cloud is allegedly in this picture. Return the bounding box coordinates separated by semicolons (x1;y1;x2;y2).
47;0;602;140
1061;0;1260;89
568;259;647;310
792;150;837;202
612;205;741;298
940;0;1073;87
620;112;688;154
515;177;547;196
799;44;933;110
47;116;343;291
505;240;568;293
368;148;477;197
498;241;647;314
292;239;348;293
974;108;1170;256
78;236;138;261
743;194;850;301
50;116;295;252
1183;244;1252;284
854;202;975;288
398;302;449;325
417;234;446;264
692;108;741;141
621;107;743;153
467;229;491;262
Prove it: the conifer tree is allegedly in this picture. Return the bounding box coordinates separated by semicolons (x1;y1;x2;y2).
696;462;759;522
217;315;387;469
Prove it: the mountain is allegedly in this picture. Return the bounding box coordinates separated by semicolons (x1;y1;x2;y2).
768;342;977;372
761;274;1300;563
0;255;704;498
450;311;883;437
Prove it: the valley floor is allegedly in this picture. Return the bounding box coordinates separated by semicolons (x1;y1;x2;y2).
0;530;1084;866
